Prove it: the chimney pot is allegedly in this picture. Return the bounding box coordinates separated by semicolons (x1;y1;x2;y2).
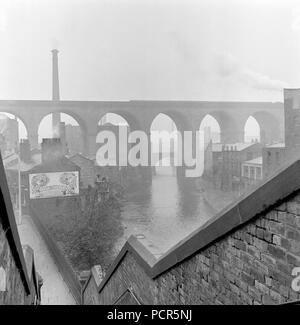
41;138;64;163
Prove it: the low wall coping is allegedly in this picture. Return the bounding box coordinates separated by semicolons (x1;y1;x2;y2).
0;152;31;295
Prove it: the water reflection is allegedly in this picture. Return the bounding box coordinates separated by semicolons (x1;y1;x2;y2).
115;167;219;255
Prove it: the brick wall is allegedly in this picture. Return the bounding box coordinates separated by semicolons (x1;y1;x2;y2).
92;160;300;305
0;153;39;305
69;154;96;188
0;222;26;305
0;152;37;305
82;265;107;305
83;275;101;305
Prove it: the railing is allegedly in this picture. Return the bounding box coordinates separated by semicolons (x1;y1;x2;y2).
29;205;82;304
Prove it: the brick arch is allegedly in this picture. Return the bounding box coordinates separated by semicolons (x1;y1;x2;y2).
207;110;244;143
99;111;142;132
150;113;178;130
199;114;221;142
37;110;87;135
249;111;282;144
0;110;29;131
243;115;261;143
37;111;87;156
150;112;195;182
0;111;29;139
150;111;192;133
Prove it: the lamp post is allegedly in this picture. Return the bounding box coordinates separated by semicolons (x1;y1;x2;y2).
17;147;22;225
15;118;22;225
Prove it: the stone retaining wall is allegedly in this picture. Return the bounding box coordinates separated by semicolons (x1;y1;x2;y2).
0;222;27;304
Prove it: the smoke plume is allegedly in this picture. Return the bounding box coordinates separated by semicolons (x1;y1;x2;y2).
215;52;288;92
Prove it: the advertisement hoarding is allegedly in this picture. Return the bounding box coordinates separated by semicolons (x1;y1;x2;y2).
29;171;79;199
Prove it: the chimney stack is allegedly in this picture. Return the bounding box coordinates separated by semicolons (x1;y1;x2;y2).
51;49;61;137
51;49;60;101
41;138;64;163
19;139;31;163
59;122;68;155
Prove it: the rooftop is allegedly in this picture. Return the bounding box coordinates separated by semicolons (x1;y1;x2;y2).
28;156;80;174
4;153;42;172
266;143;285;148
68;153;94;163
243;156;263;165
212;142;259;152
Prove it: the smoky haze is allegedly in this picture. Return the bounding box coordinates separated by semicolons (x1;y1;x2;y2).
0;0;299;101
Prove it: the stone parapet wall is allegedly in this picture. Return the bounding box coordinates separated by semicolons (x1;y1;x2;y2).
0;222;26;305
0;152;33;305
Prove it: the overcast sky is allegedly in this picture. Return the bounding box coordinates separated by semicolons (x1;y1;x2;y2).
0;0;300;103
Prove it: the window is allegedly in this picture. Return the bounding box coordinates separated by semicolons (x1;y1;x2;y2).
243;166;249;177
250;167;255;179
256;167;262;179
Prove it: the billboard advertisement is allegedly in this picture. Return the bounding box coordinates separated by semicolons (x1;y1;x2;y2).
29;171;79;199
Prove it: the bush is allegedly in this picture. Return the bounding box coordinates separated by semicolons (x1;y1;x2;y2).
48;185;124;272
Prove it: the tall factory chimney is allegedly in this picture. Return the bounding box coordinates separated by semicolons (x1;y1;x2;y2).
51;49;61;137
52;49;60;100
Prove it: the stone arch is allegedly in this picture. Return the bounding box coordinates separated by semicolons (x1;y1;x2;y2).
199;114;221;144
38;111;86;155
98;112;129;127
37;110;87;135
156;110;192;133
97;111;153;183
150;113;179;151
102;111;141;132
208;111;244;144
0;111;29;140
244;116;260;143
150;113;179;177
150;113;178;130
250;111;282;145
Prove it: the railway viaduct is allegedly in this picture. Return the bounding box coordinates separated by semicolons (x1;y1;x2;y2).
0;99;284;159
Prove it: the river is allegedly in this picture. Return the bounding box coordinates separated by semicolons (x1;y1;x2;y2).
114;167;233;256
